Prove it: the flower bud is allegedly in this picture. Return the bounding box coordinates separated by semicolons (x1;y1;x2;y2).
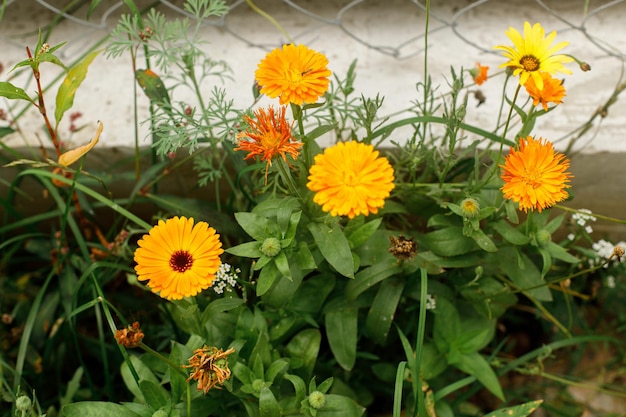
461;198;480;219
308;391;326;409
15;395;32;411
536;229;551;247
260;237;281;257
579;62;591;72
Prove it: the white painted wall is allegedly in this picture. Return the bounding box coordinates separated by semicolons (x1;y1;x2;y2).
1;0;625;154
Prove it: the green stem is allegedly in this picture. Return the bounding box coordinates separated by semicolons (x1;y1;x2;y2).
555;204;626;224
275;157;301;200
478;83;522;191
245;0;293;43
413;268;428;417
139;343;189;379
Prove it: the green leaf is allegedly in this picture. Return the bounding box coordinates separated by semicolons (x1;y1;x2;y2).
545;213;566;234
135;68;171;109
483;400;543;417
0;126;15;138
87;0;104;19
365;277;405;344
274;251;292;280
284;373;307;405
37;51;68;69
169;342;191;402
453;351;504;401
235;212;279;241
63;402;143;417
266;359;289;384
316;394;365;417
469;228;498;252
347;218;382;248
421;226;479;256
325;299;358;371
257;261;280;296
259;386;281;417
492;220;530;245
304;123;337;141
285;329;321;378
0;81;33;102
120;355;159;403
55;50;100;125
308;221;354;278
545;241;580;263
226;241;263;258
432;298;461;353
291;273;335;314
495;247;552;301
201;297;244;322
139;380;170;410
345;258;401;301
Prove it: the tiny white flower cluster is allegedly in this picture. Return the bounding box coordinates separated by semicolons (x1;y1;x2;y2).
568;209;597;241
425;293;437;310
591;239;626;268
572;208;596;227
212;263;240;294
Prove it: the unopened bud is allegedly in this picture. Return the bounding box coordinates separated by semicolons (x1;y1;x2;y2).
579;62;591;72
260;237;281;257
308;391;326;409
460;198;480;219
16;395;32;411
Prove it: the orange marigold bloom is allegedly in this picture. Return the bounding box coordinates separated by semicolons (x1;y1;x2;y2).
235;106;302;182
255;44;332;106
524;71;566;111
471;63;489;85
307;141;395;219
184;346;235;394
500;136;572;213
134;217;223;300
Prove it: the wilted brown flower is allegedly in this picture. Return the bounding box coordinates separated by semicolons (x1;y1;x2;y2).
184;346;235;394
389;235;418;261
115;321;144;348
612;246;624;262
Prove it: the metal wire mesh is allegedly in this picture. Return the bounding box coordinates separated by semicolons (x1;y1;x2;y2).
1;0;625;153
2;0;625;60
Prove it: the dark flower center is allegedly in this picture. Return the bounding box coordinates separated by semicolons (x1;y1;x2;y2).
170;250;194;272
520;55;540;72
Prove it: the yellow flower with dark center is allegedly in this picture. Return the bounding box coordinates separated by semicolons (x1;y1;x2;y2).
235;106;302;182
500;136;572;213
255;44;332;106
184;346;235;394
307;141;395;219
134;217;223;300
524;71;566;111
495;22;573;90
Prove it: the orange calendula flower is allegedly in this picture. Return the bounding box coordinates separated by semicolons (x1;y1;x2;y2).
471;63;489;85
524;72;566;111
500;136;572;213
495;22;573;90
235;106;302;182
134;217;223;300
184;346;235;394
255;44;332;106
307;141;395;219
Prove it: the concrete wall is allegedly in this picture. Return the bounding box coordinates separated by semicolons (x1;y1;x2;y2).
1;0;625;237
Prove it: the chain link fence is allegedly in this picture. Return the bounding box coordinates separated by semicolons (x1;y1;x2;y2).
1;0;626;152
